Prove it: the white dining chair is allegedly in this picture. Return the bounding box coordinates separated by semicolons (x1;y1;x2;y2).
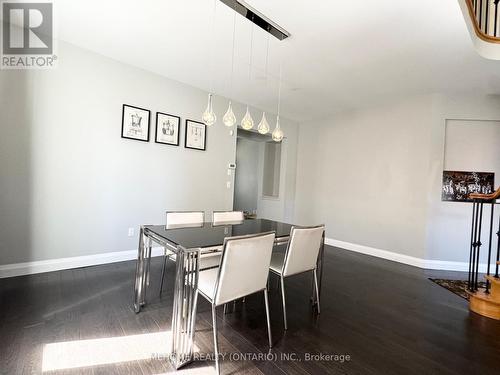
165;211;204;229
212;210;244;226
195;231;275;375
269;225;324;330
213;211;246;312
160;211;221;295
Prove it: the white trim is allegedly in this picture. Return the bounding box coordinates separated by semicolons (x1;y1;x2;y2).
0;238;489;278
326;238;489;272
0;247;165;279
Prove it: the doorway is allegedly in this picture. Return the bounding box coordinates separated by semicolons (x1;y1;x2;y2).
233;129;282;217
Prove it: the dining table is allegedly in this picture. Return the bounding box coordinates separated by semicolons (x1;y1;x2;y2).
133;218;324;370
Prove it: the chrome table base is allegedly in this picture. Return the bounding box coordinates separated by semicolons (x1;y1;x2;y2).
133;226;323;370
134;226;199;369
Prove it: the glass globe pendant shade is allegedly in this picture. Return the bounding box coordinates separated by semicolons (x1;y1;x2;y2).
272;116;284;142
257;112;270;134
241;106;254;130
202;93;216;126
222;101;236;127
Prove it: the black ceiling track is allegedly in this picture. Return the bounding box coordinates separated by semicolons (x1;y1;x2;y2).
219;0;290;40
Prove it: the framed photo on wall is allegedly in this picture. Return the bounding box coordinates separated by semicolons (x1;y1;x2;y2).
155;112;180;146
442;171;495;202
185;119;206;151
121;104;150;142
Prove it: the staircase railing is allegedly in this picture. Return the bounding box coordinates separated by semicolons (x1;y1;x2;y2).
466;0;500;41
468;187;500;293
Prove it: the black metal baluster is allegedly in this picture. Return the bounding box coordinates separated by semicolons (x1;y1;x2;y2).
474;202;484;290
480;0;484;32
471;201;477;291
484;0;490;34
495;0;499;37
485;203;494;293
471;201;480;291
468;201;477;290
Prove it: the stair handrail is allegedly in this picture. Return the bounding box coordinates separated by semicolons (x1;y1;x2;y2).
469;186;500;201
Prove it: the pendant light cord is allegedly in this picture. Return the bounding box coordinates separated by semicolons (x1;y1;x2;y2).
265;34;270;89
210;0;217;94
277;62;282;127
230;6;236;97
276;36;284;136
249;24;253;81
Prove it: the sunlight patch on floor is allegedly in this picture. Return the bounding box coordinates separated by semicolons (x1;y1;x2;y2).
42;331;172;372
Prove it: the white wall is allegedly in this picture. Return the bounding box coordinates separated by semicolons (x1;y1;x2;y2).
295;95;433;259
295;93;500;267
427;120;500;264
425;95;500;263
0;41;298;267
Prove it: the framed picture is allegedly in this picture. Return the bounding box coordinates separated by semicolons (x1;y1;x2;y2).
121;104;150;142
155;112;180;146
185;119;207;151
442;171;495;202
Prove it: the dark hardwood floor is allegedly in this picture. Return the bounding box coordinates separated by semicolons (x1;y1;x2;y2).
1;246;500;374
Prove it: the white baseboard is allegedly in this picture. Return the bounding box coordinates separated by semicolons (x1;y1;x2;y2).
0;239;489;278
0;247;165;279
326;238;489;273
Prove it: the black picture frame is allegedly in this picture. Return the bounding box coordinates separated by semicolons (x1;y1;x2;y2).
155;112;180;146
121;104;150;142
184;119;207;151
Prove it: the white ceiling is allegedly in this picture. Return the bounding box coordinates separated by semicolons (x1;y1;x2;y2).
57;0;500;122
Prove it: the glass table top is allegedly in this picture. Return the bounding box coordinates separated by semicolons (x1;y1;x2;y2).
145;219;293;249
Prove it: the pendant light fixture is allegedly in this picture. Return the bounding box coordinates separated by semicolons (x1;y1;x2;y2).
223;101;236;127
241;25;255;130
272;59;284;142
257;35;271;135
223;7;237;127
202;93;216;126
241;107;254;130
258;112;270;134
272;117;283;141
202;0;217;126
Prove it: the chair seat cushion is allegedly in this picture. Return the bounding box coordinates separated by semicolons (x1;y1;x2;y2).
197;268;219;300
269;252;285;274
168;251;221;270
199;252;222;270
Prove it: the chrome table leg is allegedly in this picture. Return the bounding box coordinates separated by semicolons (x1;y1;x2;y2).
133;226;147;313
159;247;168;296
143;236;152;304
170;247;199;369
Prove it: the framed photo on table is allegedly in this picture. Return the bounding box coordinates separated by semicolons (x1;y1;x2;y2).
121;104;150;142
155;112;180;146
185;119;206;151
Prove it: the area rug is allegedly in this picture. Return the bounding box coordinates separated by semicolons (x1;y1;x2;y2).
429;279;486;300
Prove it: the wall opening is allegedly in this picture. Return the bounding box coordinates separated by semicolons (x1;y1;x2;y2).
262;141;281;198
